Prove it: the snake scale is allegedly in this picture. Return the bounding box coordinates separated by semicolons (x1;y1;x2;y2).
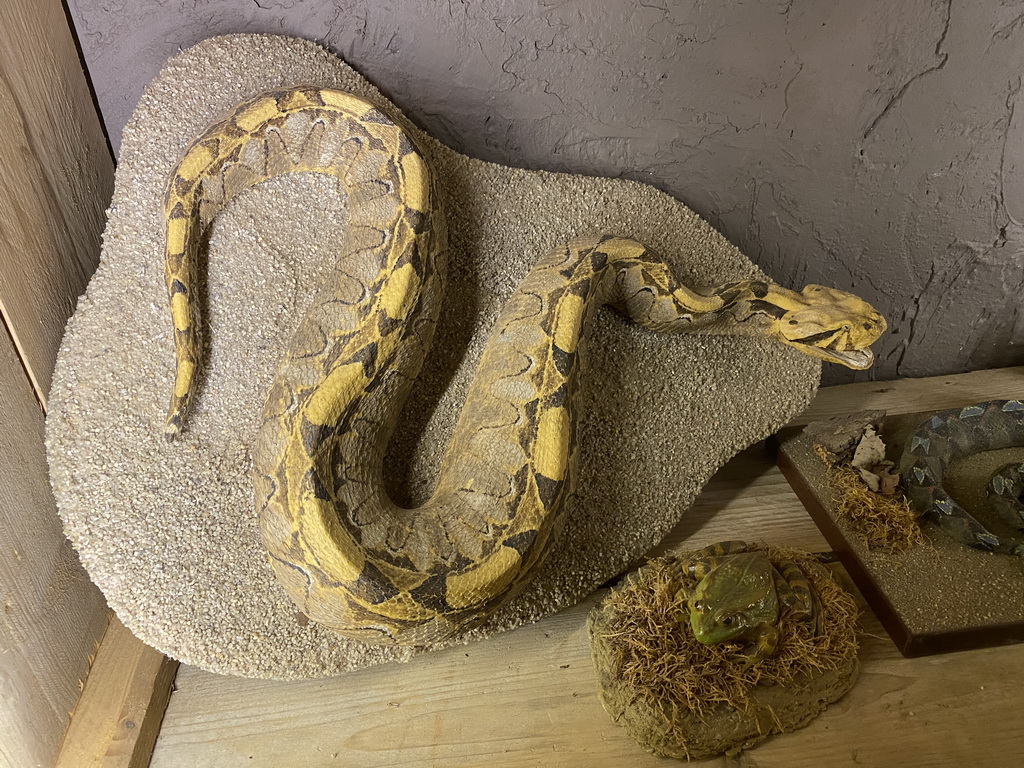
900;400;1024;557
161;86;886;645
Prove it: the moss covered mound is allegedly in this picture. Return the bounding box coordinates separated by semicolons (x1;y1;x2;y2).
588;545;860;760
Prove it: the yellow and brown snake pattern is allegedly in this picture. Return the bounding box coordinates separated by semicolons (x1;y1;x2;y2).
162;86;886;646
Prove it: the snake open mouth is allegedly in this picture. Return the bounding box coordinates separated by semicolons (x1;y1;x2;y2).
826;347;874;369
804;345;875;370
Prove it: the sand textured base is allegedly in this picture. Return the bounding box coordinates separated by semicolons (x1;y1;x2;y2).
588;551;860;760
46;34;820;679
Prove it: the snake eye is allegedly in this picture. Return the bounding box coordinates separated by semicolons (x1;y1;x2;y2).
789;319;798;325
863;322;873;330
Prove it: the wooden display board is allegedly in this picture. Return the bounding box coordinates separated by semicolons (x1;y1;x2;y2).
774;415;1024;657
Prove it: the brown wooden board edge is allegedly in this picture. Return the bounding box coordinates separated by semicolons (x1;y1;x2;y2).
55;614;179;768
768;430;1024;658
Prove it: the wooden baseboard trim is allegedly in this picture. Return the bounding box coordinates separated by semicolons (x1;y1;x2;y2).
55;613;178;768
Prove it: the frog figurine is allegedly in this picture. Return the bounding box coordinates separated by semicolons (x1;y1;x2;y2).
674;541;820;666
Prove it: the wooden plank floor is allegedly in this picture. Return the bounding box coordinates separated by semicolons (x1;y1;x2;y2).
149;368;1024;767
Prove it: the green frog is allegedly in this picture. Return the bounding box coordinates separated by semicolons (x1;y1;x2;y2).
675;541;819;666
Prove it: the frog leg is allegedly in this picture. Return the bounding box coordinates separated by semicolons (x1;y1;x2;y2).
682;540;751;580
742;624;780;668
773;560;822;635
670;540;750;602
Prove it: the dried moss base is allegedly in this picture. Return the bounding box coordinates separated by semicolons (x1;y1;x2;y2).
806;412;924;552
588;546;860;760
827;463;924;551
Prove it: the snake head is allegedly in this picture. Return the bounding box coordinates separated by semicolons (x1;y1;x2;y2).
774;285;887;370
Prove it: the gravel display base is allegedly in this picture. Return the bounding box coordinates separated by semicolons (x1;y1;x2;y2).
46;34;820;679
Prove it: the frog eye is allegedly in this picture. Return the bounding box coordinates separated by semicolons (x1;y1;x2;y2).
721;615;734;626
692;599;703;611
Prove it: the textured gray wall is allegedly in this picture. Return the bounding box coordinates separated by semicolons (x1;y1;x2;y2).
68;0;1024;384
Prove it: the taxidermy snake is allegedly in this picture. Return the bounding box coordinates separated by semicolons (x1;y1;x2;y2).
161;86;886;645
900;400;1024;557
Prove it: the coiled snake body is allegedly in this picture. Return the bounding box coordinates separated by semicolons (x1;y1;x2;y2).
162;86;886;645
900;400;1024;557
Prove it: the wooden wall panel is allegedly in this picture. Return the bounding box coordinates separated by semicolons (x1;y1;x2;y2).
0;334;109;768
0;0;113;402
0;0;116;766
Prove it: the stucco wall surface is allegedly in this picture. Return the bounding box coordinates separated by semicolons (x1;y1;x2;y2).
67;0;1024;383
